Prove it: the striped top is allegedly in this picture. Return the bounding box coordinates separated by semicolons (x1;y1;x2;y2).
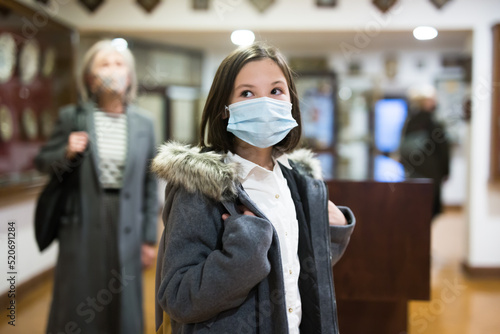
93;110;128;189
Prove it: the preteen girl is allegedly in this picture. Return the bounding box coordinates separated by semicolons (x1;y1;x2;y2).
152;42;355;334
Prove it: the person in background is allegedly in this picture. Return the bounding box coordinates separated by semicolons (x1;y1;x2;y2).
35;39;158;334
400;84;451;217
152;42;355;334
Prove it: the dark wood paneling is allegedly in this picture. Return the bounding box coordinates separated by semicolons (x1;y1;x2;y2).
491;24;500;182
329;180;433;334
337;300;408;334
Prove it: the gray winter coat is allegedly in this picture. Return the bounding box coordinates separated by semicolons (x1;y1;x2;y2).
35;102;158;334
152;143;355;334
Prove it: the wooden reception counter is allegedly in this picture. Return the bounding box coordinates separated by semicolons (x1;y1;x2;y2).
328;179;433;334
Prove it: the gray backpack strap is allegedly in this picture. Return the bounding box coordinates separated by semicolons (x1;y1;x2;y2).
221;200;240;217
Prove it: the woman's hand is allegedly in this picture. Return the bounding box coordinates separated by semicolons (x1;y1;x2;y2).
66;131;89;159
328;200;347;226
222;205;255;221
141;244;156;269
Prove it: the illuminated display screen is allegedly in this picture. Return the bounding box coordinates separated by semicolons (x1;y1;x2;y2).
374;98;408;153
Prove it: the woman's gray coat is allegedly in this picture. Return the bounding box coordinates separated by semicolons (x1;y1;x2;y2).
35;102;158;334
151;143;355;334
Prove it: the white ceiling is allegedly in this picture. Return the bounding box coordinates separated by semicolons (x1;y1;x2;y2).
98;29;472;56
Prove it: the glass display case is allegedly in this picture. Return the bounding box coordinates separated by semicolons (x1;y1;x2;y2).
0;1;76;193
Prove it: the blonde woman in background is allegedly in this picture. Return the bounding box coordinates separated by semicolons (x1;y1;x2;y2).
35;40;158;333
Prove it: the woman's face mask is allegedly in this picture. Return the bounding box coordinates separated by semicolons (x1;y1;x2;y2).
226;97;298;148
94;71;129;95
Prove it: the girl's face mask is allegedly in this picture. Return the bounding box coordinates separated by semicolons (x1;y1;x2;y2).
226;97;298;148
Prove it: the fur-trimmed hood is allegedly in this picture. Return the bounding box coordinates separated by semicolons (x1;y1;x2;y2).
151;142;323;202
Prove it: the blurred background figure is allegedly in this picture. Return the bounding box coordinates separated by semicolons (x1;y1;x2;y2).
400;85;451;217
34;40;158;334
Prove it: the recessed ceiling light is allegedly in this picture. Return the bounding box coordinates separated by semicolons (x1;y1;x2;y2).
231;30;255;46
111;38;128;51
413;26;438;41
338;87;352;101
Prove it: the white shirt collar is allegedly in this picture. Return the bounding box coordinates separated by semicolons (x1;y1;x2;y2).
226;151;292;181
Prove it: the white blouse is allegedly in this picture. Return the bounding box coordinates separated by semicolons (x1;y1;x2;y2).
225;151;302;334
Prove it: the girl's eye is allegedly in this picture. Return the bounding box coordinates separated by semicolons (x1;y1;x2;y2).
241;90;253;98
271;88;283;95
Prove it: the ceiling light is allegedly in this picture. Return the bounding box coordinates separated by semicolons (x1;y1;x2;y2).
413;26;438;41
111;38;128;51
338;87;352;101
231;30;255;46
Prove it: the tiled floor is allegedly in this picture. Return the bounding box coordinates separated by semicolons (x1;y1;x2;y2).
1;209;499;334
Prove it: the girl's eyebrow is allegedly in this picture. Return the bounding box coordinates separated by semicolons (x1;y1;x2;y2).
271;80;287;85
234;83;255;91
234;80;286;91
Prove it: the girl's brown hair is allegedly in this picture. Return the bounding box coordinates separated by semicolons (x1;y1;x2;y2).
199;43;302;153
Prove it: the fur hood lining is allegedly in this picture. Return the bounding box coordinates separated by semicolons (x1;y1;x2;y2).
151;142;323;202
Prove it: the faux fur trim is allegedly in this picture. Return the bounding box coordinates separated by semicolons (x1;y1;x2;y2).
151;142;323;202
287;149;323;180
151;142;239;202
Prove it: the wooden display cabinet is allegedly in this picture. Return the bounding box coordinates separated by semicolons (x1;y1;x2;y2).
0;0;76;198
329;179;433;334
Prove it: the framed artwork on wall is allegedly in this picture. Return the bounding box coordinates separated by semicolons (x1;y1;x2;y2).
295;72;337;150
316;0;337;7
192;0;209;10
295;72;338;179
136;88;169;146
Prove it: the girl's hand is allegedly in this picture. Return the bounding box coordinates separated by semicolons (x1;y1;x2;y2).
328;200;347;226
222;205;255;221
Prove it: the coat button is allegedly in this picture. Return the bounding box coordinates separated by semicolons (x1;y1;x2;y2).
288;308;293;313
124;226;132;234
124;192;130;199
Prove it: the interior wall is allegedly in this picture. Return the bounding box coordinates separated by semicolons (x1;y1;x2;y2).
0;198;58;292
467;24;500;267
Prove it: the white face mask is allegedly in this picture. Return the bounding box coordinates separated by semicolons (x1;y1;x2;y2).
94;71;128;95
226;97;298;148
